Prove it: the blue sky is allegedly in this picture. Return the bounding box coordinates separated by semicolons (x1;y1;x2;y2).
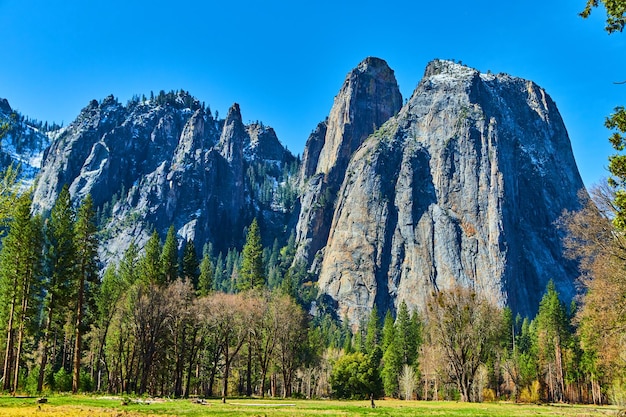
0;0;623;188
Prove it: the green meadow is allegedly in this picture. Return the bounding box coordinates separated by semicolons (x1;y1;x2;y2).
0;396;620;417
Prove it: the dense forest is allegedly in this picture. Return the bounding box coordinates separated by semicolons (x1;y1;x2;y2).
0;155;624;405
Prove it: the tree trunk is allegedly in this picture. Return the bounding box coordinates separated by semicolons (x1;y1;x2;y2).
554;338;565;402
260;368;267;398
246;337;252;396
12;282;30;393
2;277;18;391
222;345;229;403
72;275;85;393
2;325;14;391
37;303;54;392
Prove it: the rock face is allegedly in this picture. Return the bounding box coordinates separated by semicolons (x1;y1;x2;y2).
22;57;585;324
294;57;403;270
32;91;297;264
0;97;51;185
310;60;584;324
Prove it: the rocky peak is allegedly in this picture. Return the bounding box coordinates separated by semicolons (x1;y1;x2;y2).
314;59;584;325
422;59;477;79
219;103;245;163
312;57;403;178
31;92;298;266
300;121;327;181
294;57;403;270
0;98;12;115
0;97;50;186
245;123;288;162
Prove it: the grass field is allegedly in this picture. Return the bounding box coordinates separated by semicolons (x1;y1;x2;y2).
0;395;621;417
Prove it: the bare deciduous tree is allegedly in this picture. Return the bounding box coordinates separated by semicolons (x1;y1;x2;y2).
425;286;505;402
399;364;417;400
204;292;254;402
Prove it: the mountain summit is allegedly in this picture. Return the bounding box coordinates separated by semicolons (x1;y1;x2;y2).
305;59;584;323
32;91;298;265
27;59;583;321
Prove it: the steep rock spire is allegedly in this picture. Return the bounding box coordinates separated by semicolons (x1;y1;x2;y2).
294;57;403;269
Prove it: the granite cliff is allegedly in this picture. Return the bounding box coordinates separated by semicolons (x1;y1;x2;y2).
32;91;298;264
0;98;51;185
21;57;584;322
295;57;403;271
299;59;584;323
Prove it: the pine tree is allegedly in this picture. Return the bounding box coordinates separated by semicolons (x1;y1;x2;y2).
238;219;265;291
396;301;421;367
119;241;140;286
38;184;76;392
341;315;353;353
535;281;570;402
93;263;125;391
381;310;395;352
198;252;213;296
382;334;402;397
0;192;43;392
365;305;381;354
72;194;99;393
181;239;199;288
161;225;178;283
140;230;163;285
381;310;402;397
214;252;226;291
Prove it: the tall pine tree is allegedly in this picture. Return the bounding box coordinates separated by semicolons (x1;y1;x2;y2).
38;185;76;391
0;192;43;392
140;231;163;285
180;239;199;288
198;252;214;296
238;219;265;291
72;194;99;393
161;225;178;283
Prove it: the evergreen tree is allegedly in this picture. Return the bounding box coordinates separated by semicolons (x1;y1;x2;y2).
341;315;353;353
279;232;296;271
396;301;421;367
280;269;296;299
140;230;163;285
381;310;395;352
0;192;43;392
180;239;199;287
535;281;570;402
38;184;76;391
365;305;381;354
238;219;265;291
72;194;99;393
161;225;178;283
213;252;226;291
119;241;140;286
93;263;125;391
198;252;213;296
381;310;402;397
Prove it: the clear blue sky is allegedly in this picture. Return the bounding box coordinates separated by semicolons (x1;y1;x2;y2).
0;0;623;188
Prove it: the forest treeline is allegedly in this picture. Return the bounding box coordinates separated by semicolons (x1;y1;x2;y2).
0;165;625;404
